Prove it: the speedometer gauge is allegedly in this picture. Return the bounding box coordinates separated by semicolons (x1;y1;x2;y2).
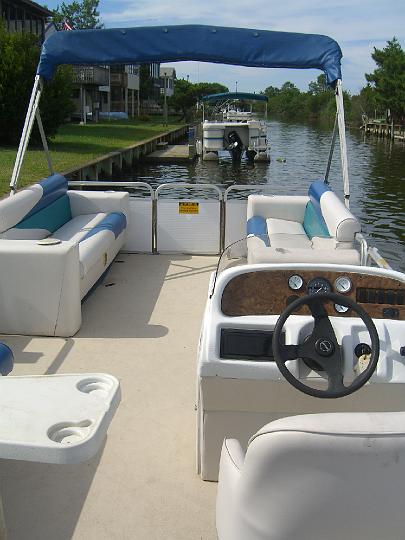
307;277;332;294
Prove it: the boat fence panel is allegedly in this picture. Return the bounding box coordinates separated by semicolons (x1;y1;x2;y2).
125;198;153;253
224;185;270;255
68;181;154;253
156;184;222;254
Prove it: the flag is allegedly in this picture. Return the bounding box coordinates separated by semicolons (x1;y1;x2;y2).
63;20;73;31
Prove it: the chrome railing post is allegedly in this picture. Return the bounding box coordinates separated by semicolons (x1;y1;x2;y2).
152;194;158;254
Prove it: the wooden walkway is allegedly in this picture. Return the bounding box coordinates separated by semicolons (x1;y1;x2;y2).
362;122;405;141
144;144;196;162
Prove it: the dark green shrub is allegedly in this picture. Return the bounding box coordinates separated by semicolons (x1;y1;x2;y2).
0;25;74;145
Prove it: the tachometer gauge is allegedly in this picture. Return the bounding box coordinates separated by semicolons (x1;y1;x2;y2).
307;277;332;294
335;304;349;313
288;275;303;291
335;276;352;294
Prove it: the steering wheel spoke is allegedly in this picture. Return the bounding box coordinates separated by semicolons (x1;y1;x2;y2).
327;371;345;393
279;344;304;361
307;296;329;320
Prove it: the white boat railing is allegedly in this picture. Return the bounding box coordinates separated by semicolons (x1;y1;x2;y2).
68;180;391;269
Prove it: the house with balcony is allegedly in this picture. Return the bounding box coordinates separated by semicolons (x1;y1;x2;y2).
71;65;110;122
110;65;140;116
0;0;52;41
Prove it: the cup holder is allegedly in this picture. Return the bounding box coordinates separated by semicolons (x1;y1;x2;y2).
48;420;92;444
77;376;114;398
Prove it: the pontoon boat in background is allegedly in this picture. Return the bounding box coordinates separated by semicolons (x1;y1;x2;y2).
0;24;404;539
200;92;269;162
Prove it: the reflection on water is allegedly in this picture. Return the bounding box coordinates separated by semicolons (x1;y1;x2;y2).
117;120;405;271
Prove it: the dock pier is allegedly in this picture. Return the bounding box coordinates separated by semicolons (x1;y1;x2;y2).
62;125;194;181
361;121;405;141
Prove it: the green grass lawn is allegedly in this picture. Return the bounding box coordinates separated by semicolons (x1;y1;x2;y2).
0;117;185;197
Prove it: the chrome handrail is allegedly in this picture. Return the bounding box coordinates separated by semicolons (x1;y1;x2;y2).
224;184;270;202
68;180;155;197
354;233;368;266
155;182;223;199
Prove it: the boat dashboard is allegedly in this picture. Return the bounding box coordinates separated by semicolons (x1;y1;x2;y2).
221;269;405;321
199;264;405;383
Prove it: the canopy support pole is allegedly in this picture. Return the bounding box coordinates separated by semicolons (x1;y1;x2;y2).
9;75;43;193
324;112;338;184
335;79;350;208
35;109;54;176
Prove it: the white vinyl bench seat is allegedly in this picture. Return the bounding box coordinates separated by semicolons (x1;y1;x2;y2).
247;181;361;265
0;174;129;336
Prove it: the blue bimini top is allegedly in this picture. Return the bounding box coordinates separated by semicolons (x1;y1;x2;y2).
202;92;268;102
37;25;342;85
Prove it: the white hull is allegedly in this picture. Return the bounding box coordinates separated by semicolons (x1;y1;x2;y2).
202;120;268;156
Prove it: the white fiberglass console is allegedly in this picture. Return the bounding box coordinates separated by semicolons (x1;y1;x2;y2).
197;262;405;481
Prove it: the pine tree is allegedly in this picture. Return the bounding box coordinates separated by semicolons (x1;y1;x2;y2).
365;38;405;122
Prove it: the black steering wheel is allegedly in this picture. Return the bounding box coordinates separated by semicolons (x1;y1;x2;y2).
272;292;380;399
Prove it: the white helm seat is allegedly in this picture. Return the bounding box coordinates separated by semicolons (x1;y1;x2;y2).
217;412;405;540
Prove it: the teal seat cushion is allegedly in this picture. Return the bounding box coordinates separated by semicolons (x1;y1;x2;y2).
303;201;330;239
15;194;72;235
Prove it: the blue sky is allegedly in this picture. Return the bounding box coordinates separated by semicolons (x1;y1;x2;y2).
44;0;405;93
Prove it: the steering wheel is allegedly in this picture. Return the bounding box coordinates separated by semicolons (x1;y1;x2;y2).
272;292;380;399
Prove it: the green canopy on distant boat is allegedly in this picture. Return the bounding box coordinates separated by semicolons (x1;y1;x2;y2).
202;92;268;102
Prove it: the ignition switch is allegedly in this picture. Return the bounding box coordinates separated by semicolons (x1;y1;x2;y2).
354;343;372;358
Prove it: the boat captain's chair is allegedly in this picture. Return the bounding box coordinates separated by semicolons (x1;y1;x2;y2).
217;412;405;540
246;180;361;264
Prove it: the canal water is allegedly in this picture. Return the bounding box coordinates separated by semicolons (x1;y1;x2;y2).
118;120;405;272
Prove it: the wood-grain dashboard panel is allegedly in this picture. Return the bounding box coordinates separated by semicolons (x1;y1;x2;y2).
221;270;405;320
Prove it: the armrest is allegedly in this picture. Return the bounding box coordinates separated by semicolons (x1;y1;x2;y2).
0;240;81;336
68;190;130;220
247;195;309;222
223;438;245;471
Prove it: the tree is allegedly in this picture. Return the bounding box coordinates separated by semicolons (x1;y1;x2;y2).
308;74;328;95
365;38;405;122
52;0;103;30
169;79;197;120
139;64;154;101
192;82;228;100
264;85;280;99
0;25;74;145
169;80;228;120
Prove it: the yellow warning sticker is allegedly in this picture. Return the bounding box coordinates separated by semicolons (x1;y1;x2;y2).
179;202;199;214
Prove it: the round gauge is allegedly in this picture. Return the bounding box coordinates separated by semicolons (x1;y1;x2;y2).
335;304;349;313
307;277;332;295
335;276;352;294
288;275;304;291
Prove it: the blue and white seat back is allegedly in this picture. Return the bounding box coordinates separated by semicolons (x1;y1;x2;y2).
0;174;71;240
307;180;360;243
